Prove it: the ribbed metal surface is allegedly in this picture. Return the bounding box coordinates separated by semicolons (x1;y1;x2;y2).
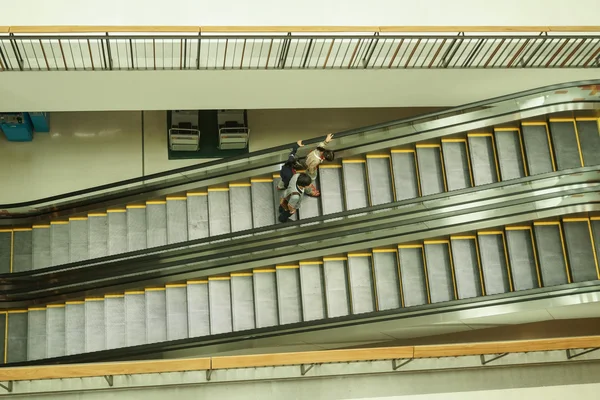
320;167;345;215
13;230;32;272
125;293;146;347
323;259;350;317
424;243;455;303
505;230;539;291
69;219;89;262
209;279;233;334
105;297;126;350
348;256;375;314
441;141;471;191
416;147;445;196
27;309;47;360
549;121;582;170
563;221;598;282
7;312;28;363
0;231;11;273
342;162;369;211
521;124;554;175
299;264;326;321
166;286;189;340
276;268;302;324
273;178;297;223
230;186;253;233
208;191;231;236
187;195;209;240
253;271;279;328
468;136;498;186
65;303;85;355
367;157;395;206
32;226;50;270
477;235;511;295
299;178;321;220
231;275;256;330
576;120;600;166
534;225;569;287
127;208;147;251
187;283;210;337
108;212;128;255
146;203;168;248
88;215;108;259
84;300;106;353
451;239;483;299
145;290;167;344
46;306;66;358
391;152;419;200
398;248;428;307
495;130;526;180
592;221;600;271
50;224;70;266
166;199;188;244
251;181;275;228
372;252;401;310
0;316;5;364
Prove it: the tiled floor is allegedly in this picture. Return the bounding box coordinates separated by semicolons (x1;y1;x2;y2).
0;107;442;204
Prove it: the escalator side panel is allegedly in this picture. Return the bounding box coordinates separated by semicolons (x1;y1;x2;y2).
505;228;540;291
450;238;483;299
391;151;419;200
424;242;456;303
441;140;471;191
563;220;599;282
533;224;570;286
576;120;600;166
521;123;554;175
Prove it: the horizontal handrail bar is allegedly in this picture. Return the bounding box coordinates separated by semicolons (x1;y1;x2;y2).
1;335;598;381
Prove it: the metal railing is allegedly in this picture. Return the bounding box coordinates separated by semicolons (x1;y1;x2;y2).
0;31;599;71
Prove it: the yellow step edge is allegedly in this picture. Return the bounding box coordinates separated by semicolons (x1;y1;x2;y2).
275;265;300;269
0;229;12;232
85;297;105;301
590;216;600;221
66;301;85;305
124;291;144;295
47;304;65;308
450;235;477;240
13;228;33;232
563;217;589;222
229;183;252;188
342;159;366;163
467;133;493;137
126;204;147;209
146;200;167;204
478;231;504;235
187;192;208;196
415;144;441;148
145;287;166;291
252;269;276;273
441;138;466;143
28;307;46;311
390;149;415;153
533;221;560;226
251;178;274;183
366;154;391;159
50;221;69;225
319;164;342;169
272;173;281;178
187;279;209;284
208;276;231;280
299;261;324;265
208;188;230;192
69;217;88;221
575;117;599;121
32;224;50;229
494;127;520;132
521;121;548;126
107;209;127;213
105;294;124;298
424;240;450;244
505;226;532;230
88;213;108;217
165;283;187;288
372;249;397;253
323;257;348;261
166;196;187;201
348;253;372;257
231;272;253;277
398;244;423;249
549;118;575;122
8;310;28;314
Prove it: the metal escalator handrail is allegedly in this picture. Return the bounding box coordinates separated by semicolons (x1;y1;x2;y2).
1;79;598;217
2;166;597;280
2;175;598;307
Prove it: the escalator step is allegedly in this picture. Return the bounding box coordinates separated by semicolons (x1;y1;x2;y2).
46;306;66;358
187;281;210;337
423;242;455;303
208;189;231;236
372;251;401;310
367;156;395;206
145;289;167;344
342;161;369;211
576;120;600;166
348;255;376;314
563;220;598;282
533;224;570;286
125;292;146;347
166;285;189;340
50;223;70;266
85;299;106;352
467;135;499;186
166;198;189;244
229;185;253;233
251;180;275;228
416;145;445;196
494;129;526;180
88;214;108;259
0;316;5;363
65;302;85;355
0;231;11;273
186;194;209;240
398;247;428;307
299;178;322;221
13;230;33;272
32;225;51;270
450;237;484;299
126;207;147;251
108;210;128;255
441;140;471;191
253;270;279;328
299;263;326;321
477;234;511;295
7;312;28;363
276;266;302;324
146;202;168;248
27;309;47;360
323;258;350;318
521;123;554;175
69;218;89;262
592;220;600;269
505;228;539;291
391;151;419;200
208;278;233;334
105;296;126;350
320;166;345;215
549;120;582;170
231;274;256;331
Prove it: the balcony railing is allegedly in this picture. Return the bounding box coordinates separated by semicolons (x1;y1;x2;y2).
0;26;599;71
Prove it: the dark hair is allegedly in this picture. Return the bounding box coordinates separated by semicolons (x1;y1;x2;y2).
297;173;312;187
323;150;335;162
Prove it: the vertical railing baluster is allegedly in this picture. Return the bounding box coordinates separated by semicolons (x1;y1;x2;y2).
8;34;24;71
105;33;113;70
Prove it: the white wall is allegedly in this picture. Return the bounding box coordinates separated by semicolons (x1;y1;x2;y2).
0;69;597;112
0;0;598;27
